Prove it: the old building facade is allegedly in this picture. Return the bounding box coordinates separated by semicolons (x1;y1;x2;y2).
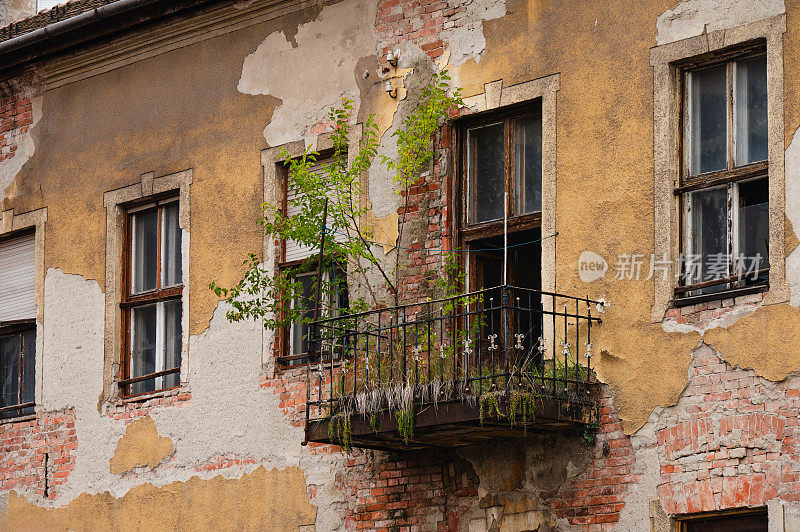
0;0;798;530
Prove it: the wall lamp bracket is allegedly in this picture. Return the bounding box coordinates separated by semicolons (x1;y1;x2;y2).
386;49;398;67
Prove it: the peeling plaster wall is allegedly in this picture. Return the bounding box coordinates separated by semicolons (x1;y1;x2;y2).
3;0;800;528
656;0;785;45
109;416;174;474
0;0;36;27
785;127;800;305
2;466;317;531
35;265;342;529
435;0;505;69
237;0;378;147
0;92;40;201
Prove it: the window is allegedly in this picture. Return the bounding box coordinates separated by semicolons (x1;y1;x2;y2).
465;104;542;227
678;50;769;298
284;266;347;368
677;509;767;531
279;157;348;368
0;324;35;419
459;102;544;361
0;231;36;419
121;198;182;396
460;102;543;292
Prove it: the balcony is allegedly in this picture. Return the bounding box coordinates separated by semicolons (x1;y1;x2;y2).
303;286;604;451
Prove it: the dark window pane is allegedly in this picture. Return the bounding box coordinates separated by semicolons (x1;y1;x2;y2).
288;267;348;363
131;304;157;395
738;178;769;275
291;274;317;356
132;209;158;294
690;187;728;292
468;122;505;223
0;335;19;416
735;55;768;165
163;299;182;389
162;203;182;288
690;65;728;175
514;115;542;214
684;512;767;532
21;329;35;408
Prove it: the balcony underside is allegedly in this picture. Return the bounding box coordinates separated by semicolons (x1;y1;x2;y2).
305;395;598;451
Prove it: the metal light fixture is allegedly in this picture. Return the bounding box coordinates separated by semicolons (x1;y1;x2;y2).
385;81;397;98
386;49;398;67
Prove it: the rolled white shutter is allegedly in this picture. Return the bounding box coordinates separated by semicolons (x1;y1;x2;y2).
284;161;348;263
0;232;36;322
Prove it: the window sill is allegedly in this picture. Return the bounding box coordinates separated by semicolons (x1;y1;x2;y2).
277;353;349;371
112;384;188;406
672;283;768;308
0;412;36;426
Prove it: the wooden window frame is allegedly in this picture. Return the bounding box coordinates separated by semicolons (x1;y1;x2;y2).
276;154;348;369
278;266;347;369
458;102;543;243
674;507;767;531
675;45;770;300
456;102;544;295
0;319;35;419
119;194;182;397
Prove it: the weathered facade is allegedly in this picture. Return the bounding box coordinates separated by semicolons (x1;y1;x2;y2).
0;0;798;530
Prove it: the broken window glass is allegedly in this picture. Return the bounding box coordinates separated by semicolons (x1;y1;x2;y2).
514;115;542;214
468;122;505;223
737;177;769;274
689;64;727;176
735;55;768;166
690;186;728;290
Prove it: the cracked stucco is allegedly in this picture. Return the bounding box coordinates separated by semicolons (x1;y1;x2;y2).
109;416;174;474
237;0;377;147
785;127;800;306
656;0;785;45
438;0;506;69
38;267;345;529
0;93;40;203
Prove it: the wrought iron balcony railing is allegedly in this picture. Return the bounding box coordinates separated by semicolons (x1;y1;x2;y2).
303;285;605;450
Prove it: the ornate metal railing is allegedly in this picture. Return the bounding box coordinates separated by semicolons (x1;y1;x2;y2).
303;285;605;440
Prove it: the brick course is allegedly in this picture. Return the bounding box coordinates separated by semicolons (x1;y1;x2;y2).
339;449;479;531
0;94;33;164
655;347;800;515
664;291;765;329
106;387;192;425
0;410;77;500
553;388;639;528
